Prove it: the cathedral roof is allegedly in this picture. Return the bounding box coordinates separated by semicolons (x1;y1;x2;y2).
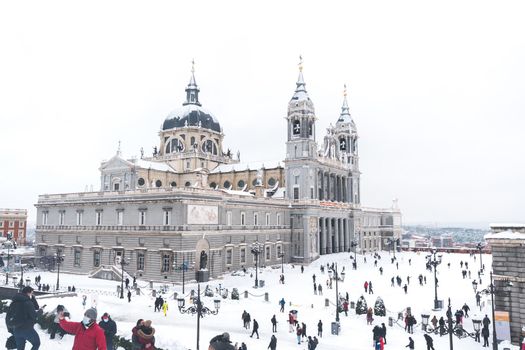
290;56;311;102
336;85;356;129
162;61;222;133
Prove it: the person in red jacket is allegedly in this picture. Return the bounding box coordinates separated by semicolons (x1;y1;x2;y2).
58;308;107;350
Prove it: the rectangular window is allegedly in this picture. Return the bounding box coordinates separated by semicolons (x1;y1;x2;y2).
42;212;48;225
76;211;83;226
265;213;270;226
8;221;14;228
20;221;24;228
137;252;145;270
293;187;299;200
117;211;123;226
39;247;46;256
161;254;170;272
139;237;145;246
240;212;245;226
227;211;232;226
139;211;146;225
254;213;258;226
0;221;3;228
74;250;81;267
276;214;281;226
163;210;171;226
265;246;271;260
93;251;100;267
226;249;232;265
240;247;246;264
277;245;282;257
59;212;65;225
95;211;102;226
310;187;314;199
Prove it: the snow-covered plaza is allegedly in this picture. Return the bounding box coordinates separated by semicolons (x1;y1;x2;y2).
1;250;517;349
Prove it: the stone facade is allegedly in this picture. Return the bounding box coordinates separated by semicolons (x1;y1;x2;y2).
486;224;525;345
0;208;27;245
35;61;402;283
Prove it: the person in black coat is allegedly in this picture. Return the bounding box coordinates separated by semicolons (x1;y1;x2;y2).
406;337;414;349
424;334;435;350
271;315;277;333
250;319;259;339
209;332;237;350
267;335;277;350
99;312;117;350
482;326;490;347
6;286;42;350
317;320;323;337
380;322;387;344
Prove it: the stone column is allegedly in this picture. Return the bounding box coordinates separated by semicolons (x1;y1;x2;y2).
333;218;339;253
320;218;326;255
327;218;333;254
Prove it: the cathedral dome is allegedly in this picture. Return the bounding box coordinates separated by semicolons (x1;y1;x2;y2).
162;104;221;132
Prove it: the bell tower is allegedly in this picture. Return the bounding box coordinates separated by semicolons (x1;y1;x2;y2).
284;57;318;201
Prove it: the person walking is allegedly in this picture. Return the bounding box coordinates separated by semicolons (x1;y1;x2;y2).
6;286;42;350
343;300;349;316
58;308;107;350
99;313;117;350
403;284;408;294
405;337;414;349
482;326;490;347
317;320;323;337
271;315;277;333
364;281;369;293
430;315;438;330
317;284;323;295
127;290;132;303
423;334;435;350
296;325;302;344
279;298;285;313
380;323;387;344
267;334;277;350
288;312;295;333
462;303;470;318
162;300;169;317
301;322;307;340
250;319;259;339
369;281;374;294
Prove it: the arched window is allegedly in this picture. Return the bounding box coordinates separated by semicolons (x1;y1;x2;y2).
224;180;231;189
155;180;162;187
292;120;301;135
201;139;218;155
237;180;245;189
166;138;184;154
170;181;177;187
209;182;217;188
339;137;347;151
185;181;191;187
268;177;276;186
138;178;145;186
309;122;313;136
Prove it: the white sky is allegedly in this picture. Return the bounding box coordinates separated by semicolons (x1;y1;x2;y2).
1;1;524;227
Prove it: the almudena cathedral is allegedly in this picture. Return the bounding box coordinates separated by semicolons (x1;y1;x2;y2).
35;62;402;283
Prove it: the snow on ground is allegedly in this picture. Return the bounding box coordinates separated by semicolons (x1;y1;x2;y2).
1;250;518;350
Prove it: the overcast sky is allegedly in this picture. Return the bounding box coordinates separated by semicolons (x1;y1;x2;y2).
1;1;524;228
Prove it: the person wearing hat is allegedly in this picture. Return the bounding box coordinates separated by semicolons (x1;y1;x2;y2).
58;307;107;350
209;332;237;350
6;286;42;350
98;313;117;350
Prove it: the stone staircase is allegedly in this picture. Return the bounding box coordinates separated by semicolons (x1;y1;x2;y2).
89;264;132;281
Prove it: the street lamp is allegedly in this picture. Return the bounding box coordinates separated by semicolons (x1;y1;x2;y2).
472;280;478;293
421;313;430;332
329;263;341;327
173;255;189;294
426;248;442;310
17;255;24;288
485;272;513;350
3;234;13;285
446;298;454;350
55;251;65;291
350;241;358;269
278;252;285;274
476;243;483;272
251;241;263;288
472;318;482;342
177;283;220;350
119;256;129;299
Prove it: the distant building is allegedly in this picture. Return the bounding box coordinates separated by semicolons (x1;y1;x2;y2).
485;223;525;345
431;235;454;248
0;209;28;245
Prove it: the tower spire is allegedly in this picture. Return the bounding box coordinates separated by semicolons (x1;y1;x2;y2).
291;55;310;101
340;84;350;116
183;59;201;106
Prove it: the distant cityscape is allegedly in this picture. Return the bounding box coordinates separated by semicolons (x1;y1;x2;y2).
402;224;489;249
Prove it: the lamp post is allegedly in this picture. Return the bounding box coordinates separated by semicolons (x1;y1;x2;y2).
278;252;285;274
4;234;13;285
486;272;513;350
447;298;454;350
173;254;188;294
472;318;481;342
119;256;129;299
476;243;483;272
350;241;358;269
17;255;24;288
251;241;262;288
421;313;430;332
426;249;442;310
177;283;220;350
329;263;340;326
55;251;65;291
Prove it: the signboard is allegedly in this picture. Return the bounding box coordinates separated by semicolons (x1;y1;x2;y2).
187;205;218;225
495;311;511;342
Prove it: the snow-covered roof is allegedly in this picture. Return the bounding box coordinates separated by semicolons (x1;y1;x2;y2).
210;161;284;174
219;189;254;197
489;223;525;229
132;159;175;172
269;187;286;199
485;230;525;240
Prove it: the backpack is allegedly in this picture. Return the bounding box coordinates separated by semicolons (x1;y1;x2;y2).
5;302;22;329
